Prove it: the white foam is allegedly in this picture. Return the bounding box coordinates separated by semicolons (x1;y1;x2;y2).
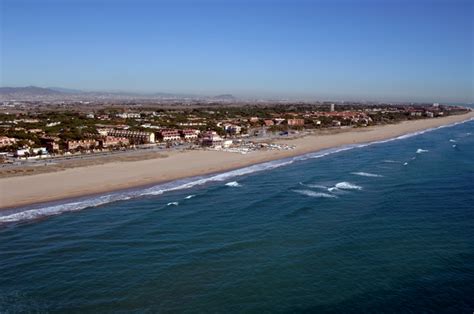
292;189;337;198
416;148;429;154
225;181;241;187
452;144;457;148
300;183;328;189
403;162;409;166
382;160;400;163
185;195;196;199
335;182;362;190
2;117;472;224
351;172;383;178
449;139;457;143
167;202;179;206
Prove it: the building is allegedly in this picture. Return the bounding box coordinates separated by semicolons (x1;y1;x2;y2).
180;129;199;141
106;130;155;144
274;118;285;125
99;136;130;148
201;131;223;147
287;119;305;126
46;121;61;127
264;120;274;126
224;124;242;135
158;129;181;142
249;117;259;123
66;139;99;151
330;103;335;112
40;137;60;153
0;136;17;148
116;112;141;119
16;147;48;157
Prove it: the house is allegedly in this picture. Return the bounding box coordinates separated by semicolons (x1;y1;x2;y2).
40;137;60;153
224;124;242;135
249;117;259;123
67;139;99;151
158;129;181;142
274;118;286;125
201;131;223;147
180;129;199;141
287;119;305;126
0;136;17;148
15;147;48;157
99;136;129;148
332;120;341;127
264;120;274;126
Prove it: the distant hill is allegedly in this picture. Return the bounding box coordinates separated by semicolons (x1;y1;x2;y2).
47;87;84;94
0;86;64;97
0;86;239;101
213;94;237;100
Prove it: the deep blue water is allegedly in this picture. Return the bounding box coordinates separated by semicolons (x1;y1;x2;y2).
1;119;473;313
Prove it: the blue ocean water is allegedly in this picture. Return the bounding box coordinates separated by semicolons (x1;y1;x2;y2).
1;119;473;312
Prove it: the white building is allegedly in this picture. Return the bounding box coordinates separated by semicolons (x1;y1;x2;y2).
201;131;223;147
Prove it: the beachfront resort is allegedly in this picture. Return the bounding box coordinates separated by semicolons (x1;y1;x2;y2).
0;101;469;165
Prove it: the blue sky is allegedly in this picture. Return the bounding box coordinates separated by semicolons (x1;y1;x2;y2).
1;0;473;102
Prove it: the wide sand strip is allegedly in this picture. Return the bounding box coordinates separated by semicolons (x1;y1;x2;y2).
1;112;473;209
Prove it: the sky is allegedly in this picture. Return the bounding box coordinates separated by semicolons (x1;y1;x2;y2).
1;0;473;102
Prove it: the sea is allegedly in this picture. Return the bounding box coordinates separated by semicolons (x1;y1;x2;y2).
0;117;473;313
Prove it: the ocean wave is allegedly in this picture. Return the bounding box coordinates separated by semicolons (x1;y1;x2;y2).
167;202;179;206
225;181;241;187
299;182;328;189
351;172;383;178
416;149;428;154
184;195;196;199
2;117;472;224
382;160;400;163
292;189;337;198
449;139;457;143
334;182;362;190
403;162;409;166
452;144;457;148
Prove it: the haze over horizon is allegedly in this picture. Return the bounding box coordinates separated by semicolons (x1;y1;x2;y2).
1;0;473;103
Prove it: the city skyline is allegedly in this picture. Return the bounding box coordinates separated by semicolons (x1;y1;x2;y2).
1;0;473;103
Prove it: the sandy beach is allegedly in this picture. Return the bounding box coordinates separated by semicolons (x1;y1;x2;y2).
1;112;473;210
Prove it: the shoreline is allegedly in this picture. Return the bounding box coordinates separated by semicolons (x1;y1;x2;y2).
1;112;473;211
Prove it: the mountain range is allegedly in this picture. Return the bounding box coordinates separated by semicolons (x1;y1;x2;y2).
0;86;237;101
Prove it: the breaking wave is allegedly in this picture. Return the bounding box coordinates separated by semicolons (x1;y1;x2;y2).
416;149;429;154
225;181;241;187
299;183;328;190
351;172;383;178
185;195;196;199
292;190;338;198
167;202;179;206
335;182;362;190
1;117;472;224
